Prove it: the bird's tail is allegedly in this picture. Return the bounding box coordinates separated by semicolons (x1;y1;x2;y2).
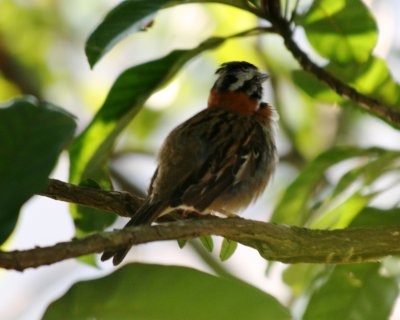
101;200;166;265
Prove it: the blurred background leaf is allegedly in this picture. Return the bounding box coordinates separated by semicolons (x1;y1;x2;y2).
86;0;169;67
43;263;291;320
350;207;400;228
86;0;259;67
303;264;398;320
271;147;391;226
300;0;377;63
0;96;76;244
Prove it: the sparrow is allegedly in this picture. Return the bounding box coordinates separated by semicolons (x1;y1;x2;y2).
102;61;278;265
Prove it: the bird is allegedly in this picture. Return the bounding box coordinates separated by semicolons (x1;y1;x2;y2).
101;61;278;265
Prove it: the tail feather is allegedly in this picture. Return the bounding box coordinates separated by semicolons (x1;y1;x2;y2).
101;200;166;265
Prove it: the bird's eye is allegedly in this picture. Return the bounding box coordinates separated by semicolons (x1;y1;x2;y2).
221;74;238;87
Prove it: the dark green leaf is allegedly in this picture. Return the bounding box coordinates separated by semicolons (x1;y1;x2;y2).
86;0;168;67
0;96;76;244
351;207;400;228
70;37;224;233
303;264;398;320
292;70;342;103
79;178;102;189
73;177;112;236
177;239;187;248
271;147;384;225
86;0;256;67
199;235;214;252
70;169;115;235
219;238;237;261
43;263;291;320
301;0;377;63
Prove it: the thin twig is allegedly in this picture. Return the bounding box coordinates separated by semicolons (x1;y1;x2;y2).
39;179;144;217
263;3;400;127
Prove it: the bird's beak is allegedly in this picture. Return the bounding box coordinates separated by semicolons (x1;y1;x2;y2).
258;72;270;82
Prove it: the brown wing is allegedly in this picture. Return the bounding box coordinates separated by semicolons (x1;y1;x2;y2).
150;108;265;212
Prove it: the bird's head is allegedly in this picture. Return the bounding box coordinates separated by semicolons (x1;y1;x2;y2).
208;61;269;115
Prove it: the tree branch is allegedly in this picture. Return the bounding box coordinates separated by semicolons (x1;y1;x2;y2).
39;179;143;217
266;9;400;127
0;41;42;98
1;217;400;271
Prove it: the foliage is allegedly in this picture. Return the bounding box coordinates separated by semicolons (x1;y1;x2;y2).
0;97;76;243
43;263;290;320
1;0;400;319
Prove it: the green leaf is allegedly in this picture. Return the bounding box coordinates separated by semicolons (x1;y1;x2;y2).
283;264;328;297
292;70;342;104
70;170;115;235
0;96;76;244
308;150;400;229
70;37;224;233
301;0;377;63
326;57;400;106
86;0;168;67
331;150;399;199
43;263;291;320
293;57;400;108
351;207;400;228
177;239;187;248
86;0;255;67
199;235;214;252
310;191;373;229
219;238;238;261
271;147;384;225
303;264;398;320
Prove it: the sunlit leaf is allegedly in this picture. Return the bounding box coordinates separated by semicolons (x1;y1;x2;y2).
331;150;399;199
219;238;238;261
271;147;384;225
86;0;257;67
300;0;377;63
293;57;400;108
308;151;400;229
0;96;76;244
327;57;400;106
43;264;291;320
70;37;225;233
303;264;398;320
310;191;373;229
